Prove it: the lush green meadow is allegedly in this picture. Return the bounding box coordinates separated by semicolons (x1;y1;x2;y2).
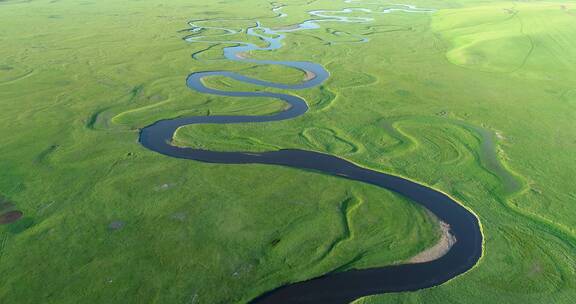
0;0;575;303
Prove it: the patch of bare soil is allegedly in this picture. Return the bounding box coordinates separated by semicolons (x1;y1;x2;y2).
0;210;23;225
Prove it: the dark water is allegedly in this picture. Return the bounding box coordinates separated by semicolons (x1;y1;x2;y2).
140;6;482;304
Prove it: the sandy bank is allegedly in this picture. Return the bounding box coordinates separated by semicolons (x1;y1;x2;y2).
409;221;457;264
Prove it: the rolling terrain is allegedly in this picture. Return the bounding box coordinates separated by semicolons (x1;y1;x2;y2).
0;0;575;303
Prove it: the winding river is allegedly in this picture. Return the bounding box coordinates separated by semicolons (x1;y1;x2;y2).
139;3;483;304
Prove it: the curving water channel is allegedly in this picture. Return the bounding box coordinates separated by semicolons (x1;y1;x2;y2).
139;3;483;304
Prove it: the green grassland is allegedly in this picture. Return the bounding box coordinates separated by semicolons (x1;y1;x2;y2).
1;0;575;303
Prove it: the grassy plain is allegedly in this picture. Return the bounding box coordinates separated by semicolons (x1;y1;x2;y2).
1;0;575;303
